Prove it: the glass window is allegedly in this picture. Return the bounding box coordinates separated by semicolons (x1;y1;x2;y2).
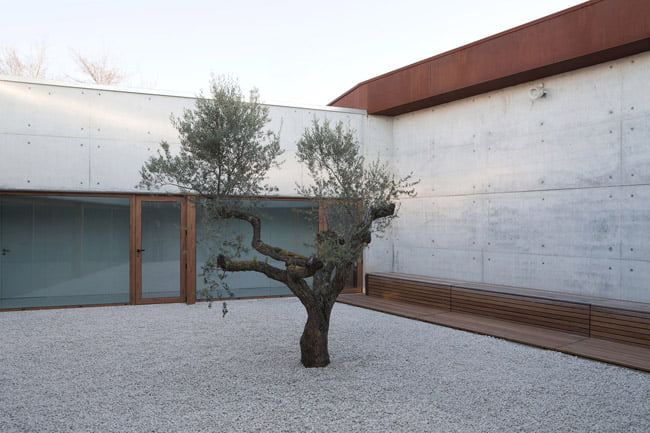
196;200;318;299
140;201;181;299
0;195;130;309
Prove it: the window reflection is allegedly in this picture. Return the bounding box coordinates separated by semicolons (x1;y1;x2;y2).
196;200;318;299
0;195;130;309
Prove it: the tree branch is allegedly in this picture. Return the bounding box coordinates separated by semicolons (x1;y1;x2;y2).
217;254;315;302
350;202;396;248
218;207;322;270
217;254;286;281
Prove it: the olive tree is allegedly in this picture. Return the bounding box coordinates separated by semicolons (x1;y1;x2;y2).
140;77;416;367
139;76;282;304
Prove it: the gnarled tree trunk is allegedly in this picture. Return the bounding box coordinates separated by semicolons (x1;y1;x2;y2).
217;203;397;368
300;303;334;367
298;263;354;367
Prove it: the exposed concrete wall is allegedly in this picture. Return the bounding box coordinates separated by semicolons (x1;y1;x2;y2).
0;79;377;196
366;51;650;303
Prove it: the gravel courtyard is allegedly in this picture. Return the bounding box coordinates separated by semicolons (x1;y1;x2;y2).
1;297;648;433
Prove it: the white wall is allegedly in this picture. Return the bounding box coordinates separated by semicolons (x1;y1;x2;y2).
0;78;382;196
366;51;650;303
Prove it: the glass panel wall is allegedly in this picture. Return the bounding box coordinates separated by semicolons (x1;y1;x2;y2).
140;201;181;299
196;200;318;299
0;195;130;309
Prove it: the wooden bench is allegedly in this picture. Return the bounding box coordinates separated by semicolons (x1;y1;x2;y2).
590;302;650;349
366;273;451;310
365;272;650;346
451;286;591;336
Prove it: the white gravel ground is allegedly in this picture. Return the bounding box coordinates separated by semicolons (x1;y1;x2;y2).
1;297;649;433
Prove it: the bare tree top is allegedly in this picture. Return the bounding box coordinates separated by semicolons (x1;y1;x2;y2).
71;49;126;85
0;43;47;78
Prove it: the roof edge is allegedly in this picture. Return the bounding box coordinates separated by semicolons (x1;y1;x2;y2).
329;0;599;106
0;75;367;115
329;0;650;115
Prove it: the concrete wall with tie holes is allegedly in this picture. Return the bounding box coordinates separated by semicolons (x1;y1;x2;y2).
0;77;385;196
364;51;650;303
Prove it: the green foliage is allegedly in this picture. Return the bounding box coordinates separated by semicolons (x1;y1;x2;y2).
139;76;282;197
139;76;282;303
296;119;415;202
296;119;417;267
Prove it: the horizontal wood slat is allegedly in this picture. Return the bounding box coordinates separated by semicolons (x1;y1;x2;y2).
373;281;450;293
453;287;590;311
591;324;650;341
590;307;650;348
592;307;650;321
365;272;650;348
366;274;451;310
451;290;589;335
451;300;589;326
369;291;446;307
590;331;650;348
591;313;650;330
451;301;589;326
451;306;589;335
371;281;450;295
369;288;448;303
452;290;590;317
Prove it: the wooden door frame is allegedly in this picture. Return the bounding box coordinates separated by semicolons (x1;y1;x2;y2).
132;195;190;305
184;198;196;304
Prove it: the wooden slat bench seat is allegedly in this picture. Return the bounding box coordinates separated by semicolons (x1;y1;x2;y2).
338;272;650;372
590;304;650;349
366;273;451;310
451;287;591;336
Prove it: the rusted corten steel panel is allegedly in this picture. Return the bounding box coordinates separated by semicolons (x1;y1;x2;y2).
329;0;650;116
332;83;368;111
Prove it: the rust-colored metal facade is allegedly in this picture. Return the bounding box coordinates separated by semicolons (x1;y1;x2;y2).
329;0;650;115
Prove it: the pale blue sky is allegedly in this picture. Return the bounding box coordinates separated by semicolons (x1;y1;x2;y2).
1;0;585;105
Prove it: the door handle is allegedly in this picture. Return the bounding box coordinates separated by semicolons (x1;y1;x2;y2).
136;249;146;253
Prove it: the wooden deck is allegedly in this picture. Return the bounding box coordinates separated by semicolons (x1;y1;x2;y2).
337;293;650;372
